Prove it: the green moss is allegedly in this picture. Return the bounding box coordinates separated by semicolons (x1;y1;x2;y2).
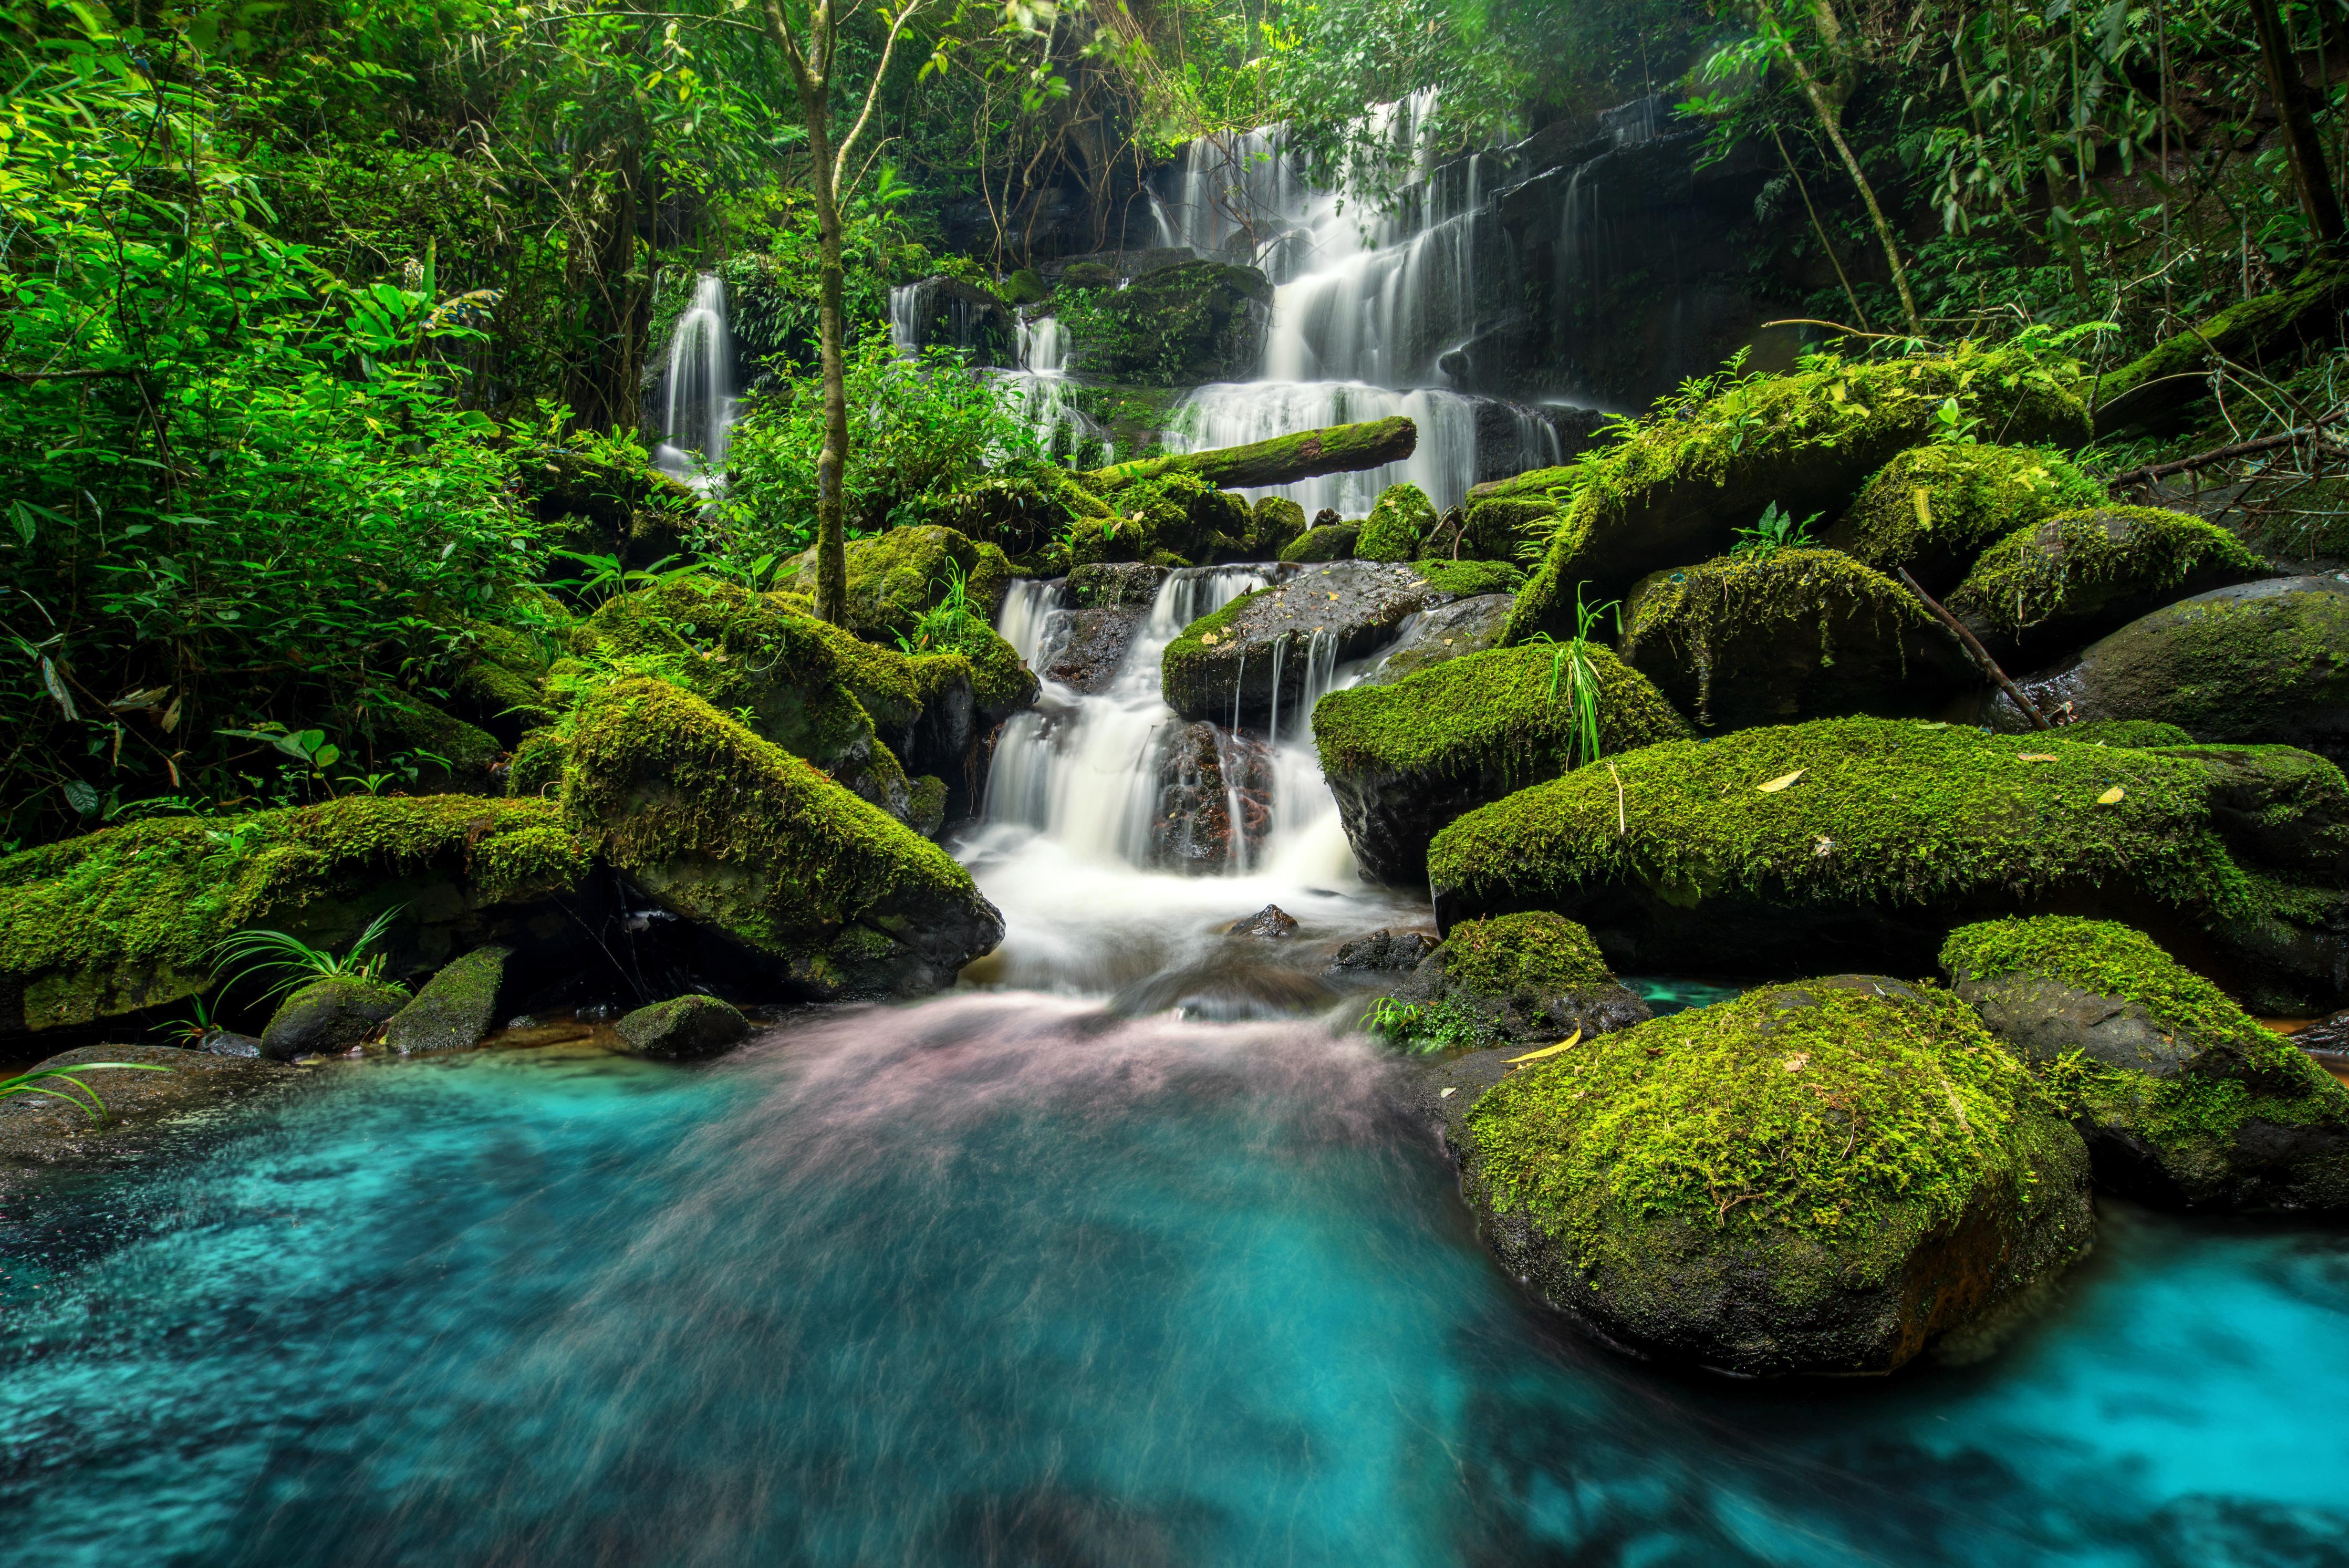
1948;506;2269;641
1357;482;1437;562
1411;558;1525;596
363;694;503;784
1467;980;2056;1266
1619;548;1929;729
2060;720;2195;747
2095;262;2349;424
0;796;589;1031
1250;495;1306;558
1314;642;1688;782
922;617;1035;714
781;525;1015;638
1428;716;2247;922
1503;345;2094;644
1159;585;1269;696
1069;261;1272;383
505;729;568;799
1438;911;1615;996
1828;444;2107;583
449;620;557;734
1003;267;1049;306
1280;523;1358;563
1944;916;2271;1054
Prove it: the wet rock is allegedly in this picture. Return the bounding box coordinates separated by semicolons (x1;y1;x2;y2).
1356;596;1516;687
1454;974;2094;1375
1369;912;1648;1053
1161;560;1444;723
2298;1008;2349;1052
1149;722;1271;873
260;976;409;1061
196;1029;262;1058
384;944;516;1055
0;1044;295;1165
1249;496;1306;559
890;276;1016;366
616;994;753;1061
1997;576;2349;765
1326;928;1439;974
1042;607;1147;694
1075;261;1271;382
1225;905;1299;939
1066;562;1168;609
1946;916;2349;1211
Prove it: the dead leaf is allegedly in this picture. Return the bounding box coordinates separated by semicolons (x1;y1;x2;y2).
2017;753;2059;762
1911;486;1931;531
1506;1030;1583;1065
1782;1052;1810;1073
2096;785;2126;804
1756;769;1804;793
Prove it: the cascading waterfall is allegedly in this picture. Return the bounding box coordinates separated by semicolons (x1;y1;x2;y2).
651;273;736;487
996;314;1112;465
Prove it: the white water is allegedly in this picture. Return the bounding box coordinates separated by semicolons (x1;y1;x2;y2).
651;272;736;487
995;313;1111;464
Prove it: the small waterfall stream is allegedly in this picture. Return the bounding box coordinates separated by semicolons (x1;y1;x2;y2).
652;272;736;487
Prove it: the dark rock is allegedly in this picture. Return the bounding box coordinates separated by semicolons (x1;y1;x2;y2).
1150;723;1271;873
259;976;409;1061
1326;928;1439;974
1370;912;1648;1053
195;1029;262;1058
2298;1009;2349;1052
1076;261;1271;382
1161;560;1445;723
1066;561;1168;609
0;1044;295;1165
1356;595;1515;687
616;993;753;1061
1043;606;1149;694
384;944;516;1055
892;277;1016;366
1311;508;1342;529
1225;905;1298;939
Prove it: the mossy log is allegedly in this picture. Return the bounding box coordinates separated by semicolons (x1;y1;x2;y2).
1083;416;1417;493
2095;262;2349;435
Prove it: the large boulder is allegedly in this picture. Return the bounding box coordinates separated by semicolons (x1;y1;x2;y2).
1315;642;1689;885
1947;506;2270;664
561;676;1003;999
1944;916;2349;1210
1280;522;1359;563
1426;717;2260;979
259;975;409;1061
1161;561;1442;723
780;525;1016;641
1457;974;2093;1375
0;795;592;1041
1498;345;2094;643
1368;912;1649;1053
1356;594;1516;687
446;618;559;743
1999;575;2349;764
1618;548;1964;730
1074;261;1271;382
0;1044;294;1165
1149;722;1271;873
1825;443;2108;593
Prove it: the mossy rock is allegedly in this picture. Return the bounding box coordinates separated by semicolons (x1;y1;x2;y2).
1427;716;2251;977
1358;594;1515;687
1944;916;2349;1210
2059;719;2195;747
506;729;568;799
2004;575;2349;765
1249;495;1307;559
1092;470;1253;564
1056;261;1118;291
518;449;700;574
781;525;1015;641
1369;912;1650;1053
1280;523;1359;563
259;975;410;1061
1161;561;1447;724
2095;261;2349;434
384;944;515;1055
1949;506;2271;661
1619;548;1963;731
1826;444;2108;592
361;693;504;793
1315;642;1690;885
0;796;591;1039
560;676;1002;1000
447;619;559;742
1500;345;2094;644
1003;268;1049;306
1356;483;1438;563
1410;558;1524;596
1458;974;2093;1375
1075;261;1271;383
616;993;753;1060
1456;495;1556;563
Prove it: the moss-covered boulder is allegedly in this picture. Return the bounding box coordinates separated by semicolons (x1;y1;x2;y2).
0;796;591;1040
1315;643;1690;884
1090;469;1254;565
2060;719;2195;747
1944;917;2349;1210
1458;975;2093;1375
1356;483;1438;563
1427;717;2251;976
1369;912;1650;1053
1409;558;1524;596
259;975;410;1061
384;944;516;1055
1074;261;1271;382
446;619;559;743
1161;561;1447;724
1618;549;1963;730
2003;576;2349;764
1500;346;2094;643
1949;506;2270;661
562;676;1001;999
780;525;1015;641
1826;444;2107;591
361;693;505;793
616;993;753;1060
1280;522;1359;563
1250;495;1307;559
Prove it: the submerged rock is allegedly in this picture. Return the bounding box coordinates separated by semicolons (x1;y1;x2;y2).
1369;912;1649;1053
616;993;753;1060
1225;904;1299;939
1944;917;2349;1211
384;944;516;1055
0;1044;294;1165
1315;642;1688;885
1326;928;1438;975
1827;443;2108;593
1160;560;1446;724
1456;975;2093;1375
261;975;409;1060
1948;506;2270;663
2000;575;2349;764
1619;548;1963;730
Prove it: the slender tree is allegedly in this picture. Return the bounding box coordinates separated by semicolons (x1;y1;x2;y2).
2246;0;2346;250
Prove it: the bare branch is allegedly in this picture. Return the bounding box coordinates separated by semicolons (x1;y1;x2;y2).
832;0;928;190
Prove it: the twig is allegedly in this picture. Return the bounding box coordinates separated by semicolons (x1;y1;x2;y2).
1759;318;1911;341
1607;761;1625;837
1897;568;2052;730
2107;412;2348;487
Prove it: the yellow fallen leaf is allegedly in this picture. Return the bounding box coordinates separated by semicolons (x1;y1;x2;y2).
2017;753;2059;762
2097;785;2126;804
1506;1030;1583;1065
1911;486;1931;531
1782;1052;1810;1073
1328;591;1339;600
1756;769;1804;793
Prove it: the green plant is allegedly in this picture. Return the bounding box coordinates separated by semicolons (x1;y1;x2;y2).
213;906;408;1003
1;1061;172;1124
1928;397;1983;445
1528;584;1624;769
1731;502;1824;560
895;560;984;653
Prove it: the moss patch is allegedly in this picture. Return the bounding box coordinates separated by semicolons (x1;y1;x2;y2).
1412;558;1525;596
1357;483;1437;562
781;525;1015;639
1281;523;1359;563
1828;444;2107;588
2060;720;2195;747
1949;506;2269;643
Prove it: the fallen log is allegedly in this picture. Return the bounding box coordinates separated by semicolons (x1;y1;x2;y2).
2093;262;2349;435
1084;416;1417;493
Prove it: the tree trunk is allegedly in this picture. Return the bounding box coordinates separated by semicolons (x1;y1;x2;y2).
1780;41;1922;334
803;95;852;626
1084;416;1418;491
2248;0;2347;248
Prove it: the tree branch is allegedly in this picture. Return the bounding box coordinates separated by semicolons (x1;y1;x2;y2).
831;0;926;189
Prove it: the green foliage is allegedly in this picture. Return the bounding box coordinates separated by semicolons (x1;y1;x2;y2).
1729;502;1821;560
0;1060;172;1124
213;906;407;1004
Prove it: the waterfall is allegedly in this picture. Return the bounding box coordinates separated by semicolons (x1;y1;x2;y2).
993;313;1111;465
888;282;921;355
1170;382;1480;516
652;273;735;487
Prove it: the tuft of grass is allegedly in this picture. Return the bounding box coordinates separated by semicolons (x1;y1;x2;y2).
213;905;406;1003
2;1061;171;1123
